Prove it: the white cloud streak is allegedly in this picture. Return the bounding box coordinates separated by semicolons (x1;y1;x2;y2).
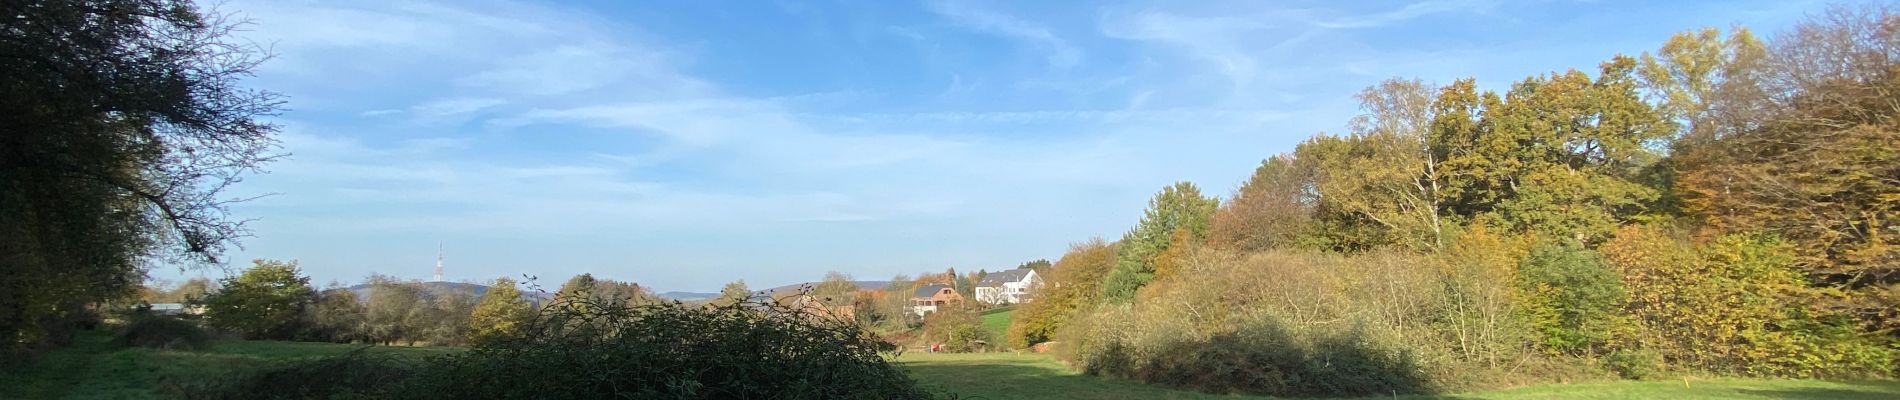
924;0;1082;68
200;0;1546;290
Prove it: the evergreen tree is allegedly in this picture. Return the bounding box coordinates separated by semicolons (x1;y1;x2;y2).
1100;182;1218;304
1015;259;1053;273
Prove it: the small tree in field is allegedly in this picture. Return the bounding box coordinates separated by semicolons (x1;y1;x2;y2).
203;260;315;339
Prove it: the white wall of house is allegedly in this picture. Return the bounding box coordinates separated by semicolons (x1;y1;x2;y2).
975;286;1002;303
976;270;1039;304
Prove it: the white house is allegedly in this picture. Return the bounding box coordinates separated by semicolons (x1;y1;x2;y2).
973;268;1039;304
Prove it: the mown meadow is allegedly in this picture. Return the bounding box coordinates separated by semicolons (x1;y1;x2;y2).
8;331;1898;400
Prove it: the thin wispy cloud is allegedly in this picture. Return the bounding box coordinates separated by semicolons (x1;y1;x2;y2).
186;0;1837;291
1316;0;1503;29
406;97;506;123
924;0;1083;68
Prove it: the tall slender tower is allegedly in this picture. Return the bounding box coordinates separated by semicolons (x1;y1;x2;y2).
433;241;445;282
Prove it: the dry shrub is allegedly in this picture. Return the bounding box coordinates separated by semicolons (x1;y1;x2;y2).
922;307;993;352
1057;247;1453;396
181;295;942;400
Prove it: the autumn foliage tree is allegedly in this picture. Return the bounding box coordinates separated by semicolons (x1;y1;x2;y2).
1032;6;1900;394
1309;79;1449;251
1208;155;1316;252
1671;5;1900;331
469;277;533;345
1009;239;1117;348
1429;59;1672;244
1602;225;1891;377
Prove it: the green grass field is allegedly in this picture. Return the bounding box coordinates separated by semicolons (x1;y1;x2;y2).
979;307;1013;339
0;331;452;399
897;352;1900;400
5;330;1897;399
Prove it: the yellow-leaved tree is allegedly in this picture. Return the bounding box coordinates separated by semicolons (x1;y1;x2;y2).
469;277;533;345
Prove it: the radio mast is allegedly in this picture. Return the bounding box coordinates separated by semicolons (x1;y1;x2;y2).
433;241;445;282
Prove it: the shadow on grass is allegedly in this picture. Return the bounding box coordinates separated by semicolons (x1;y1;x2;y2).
904;360;1482;400
900;357;1471;400
1735;386;1900;400
902;360;1197;400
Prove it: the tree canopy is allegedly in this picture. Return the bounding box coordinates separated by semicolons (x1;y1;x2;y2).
469;277;532;345
1019;5;1900;393
1;0;280;355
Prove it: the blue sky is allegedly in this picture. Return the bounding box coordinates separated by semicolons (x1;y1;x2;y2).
156;0;1853;292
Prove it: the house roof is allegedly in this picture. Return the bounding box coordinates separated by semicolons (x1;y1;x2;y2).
914;284;952;298
976;268;1034;287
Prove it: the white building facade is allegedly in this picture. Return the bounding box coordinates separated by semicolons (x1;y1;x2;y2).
973;268;1040;304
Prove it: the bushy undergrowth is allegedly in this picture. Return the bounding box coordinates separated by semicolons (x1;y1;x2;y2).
182;293;940;399
1089;316;1430;397
1054;246;1528;397
923;307;994;353
1047;225;1897;398
1603;227;1896;378
403;296;934;399
1054;249;1436;396
115;313;210;351
1604;349;1662;379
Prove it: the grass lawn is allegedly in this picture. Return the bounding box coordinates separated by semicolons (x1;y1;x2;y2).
8;329;1897;400
0;330;451;399
900;352;1261;399
897;352;1900;400
979;307;1013;340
